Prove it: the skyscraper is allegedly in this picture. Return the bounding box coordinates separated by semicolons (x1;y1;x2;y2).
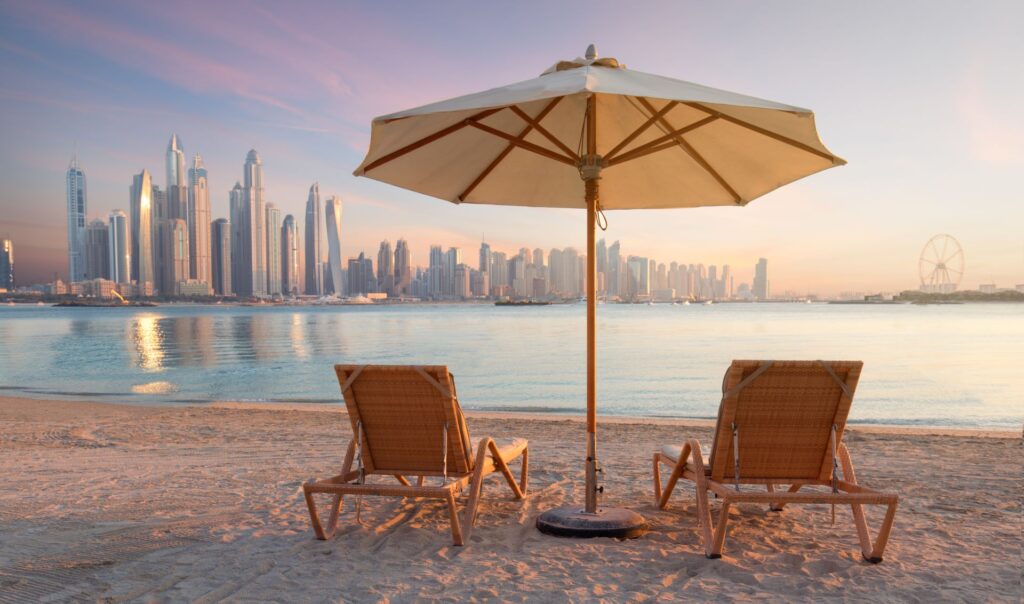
265;204;282;296
84;219;110;280
129;170;155;290
0;239;13;291
753;258;769;300
158;219;189;295
325;195;343;296
607;240;621;298
281;214;299;296
166;134;186;190
66;156;87;282
304;183;325;296
445;248;462;297
108;210;130;284
394;239;411;295
347;252;373;296
376;240;394;295
211;218;232;296
228;182;247;295
188;154;211;284
243;150;267;296
428;245;444;298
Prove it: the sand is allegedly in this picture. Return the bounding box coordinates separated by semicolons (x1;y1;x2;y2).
0;397;1019;602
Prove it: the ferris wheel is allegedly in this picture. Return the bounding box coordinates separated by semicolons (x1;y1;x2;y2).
919;234;964;293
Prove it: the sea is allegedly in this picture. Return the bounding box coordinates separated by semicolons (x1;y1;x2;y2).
0;302;1021;429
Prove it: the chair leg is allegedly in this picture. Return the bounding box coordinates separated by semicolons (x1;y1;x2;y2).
303;483;344;540
446;490;464;546
694;486;716;557
652;453;663;504
519;446;529;494
488;441;524;500
417;476;425;486
708;501;732;558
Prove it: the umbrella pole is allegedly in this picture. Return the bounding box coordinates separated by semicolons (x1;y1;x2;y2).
536;95;647;538
584;181;599;513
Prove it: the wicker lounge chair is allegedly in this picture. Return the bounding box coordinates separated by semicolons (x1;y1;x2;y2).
652;360;898;562
303;365;528;546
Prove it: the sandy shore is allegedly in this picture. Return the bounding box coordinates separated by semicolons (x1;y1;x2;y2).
0;397;1019;602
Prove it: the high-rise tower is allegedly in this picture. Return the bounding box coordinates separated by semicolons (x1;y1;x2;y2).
377;240;394;295
265;203;282;296
304;183;325;296
281;215;299;296
753;258;769;300
66;156;87;282
211;218;232;296
166;134;186;190
188;154;211;284
129;170;155;291
243;150;266;296
394;239;411;295
84;219;110;280
0;239;13;291
108;210;130;284
325;195;343;296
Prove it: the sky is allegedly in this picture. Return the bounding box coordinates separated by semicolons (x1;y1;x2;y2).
0;0;1021;294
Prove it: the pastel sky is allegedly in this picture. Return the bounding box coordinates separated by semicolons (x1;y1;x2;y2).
1;0;1021;294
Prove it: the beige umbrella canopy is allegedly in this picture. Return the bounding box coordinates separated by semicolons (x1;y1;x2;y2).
354;45;845;537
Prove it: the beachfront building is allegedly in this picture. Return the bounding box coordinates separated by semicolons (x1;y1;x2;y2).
84;219;110;280
753;258;769;300
304;183;325;296
188;153;211;285
211;218;232;296
281;214;299;296
66;156;87;282
129;170;155;292
325;195;344;296
107;210;130;285
0;239;12;291
265;204;282;296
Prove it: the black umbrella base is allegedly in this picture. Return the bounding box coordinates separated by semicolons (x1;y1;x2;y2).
536;506;647;539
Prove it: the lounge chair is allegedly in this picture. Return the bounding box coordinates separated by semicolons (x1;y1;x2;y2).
303;365;528;545
652;360;898;562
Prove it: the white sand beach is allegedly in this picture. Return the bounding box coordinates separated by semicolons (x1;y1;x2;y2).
0;397;1019;602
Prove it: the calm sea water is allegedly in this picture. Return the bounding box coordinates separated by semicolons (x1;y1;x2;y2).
0;303;1020;428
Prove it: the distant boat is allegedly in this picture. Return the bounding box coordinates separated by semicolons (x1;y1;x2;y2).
704;300;713;306
683;300;690;306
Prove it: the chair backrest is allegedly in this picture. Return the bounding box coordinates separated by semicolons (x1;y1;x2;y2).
334;365;474;477
708;360;862;483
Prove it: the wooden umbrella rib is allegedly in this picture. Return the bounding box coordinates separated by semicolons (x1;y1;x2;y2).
685;102;838;162
459;98;564;202
636;97;742;205
508;105;579;162
362;107;506;173
603;99;679;162
468;121;577;166
606;115;717;166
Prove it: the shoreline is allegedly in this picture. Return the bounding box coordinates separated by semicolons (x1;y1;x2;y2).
3;395;1017;438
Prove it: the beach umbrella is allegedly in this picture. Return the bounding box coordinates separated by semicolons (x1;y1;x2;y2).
353;45;845;537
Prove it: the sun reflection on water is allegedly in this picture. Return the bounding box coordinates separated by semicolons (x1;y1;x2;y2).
132;314;164;371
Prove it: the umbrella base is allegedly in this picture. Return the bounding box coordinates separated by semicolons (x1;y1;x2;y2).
536;506;647;539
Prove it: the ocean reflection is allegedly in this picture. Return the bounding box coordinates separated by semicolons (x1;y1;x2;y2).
131;314;164;371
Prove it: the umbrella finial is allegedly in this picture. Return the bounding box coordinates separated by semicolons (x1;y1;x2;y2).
585;44;597;60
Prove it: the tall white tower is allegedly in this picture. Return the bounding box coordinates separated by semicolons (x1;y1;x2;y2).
108;210;130;284
166;134;186;189
130;169;154;291
243;149;266;296
325;195;343;296
66;156;87;282
188;153;211;284
304;183;325;296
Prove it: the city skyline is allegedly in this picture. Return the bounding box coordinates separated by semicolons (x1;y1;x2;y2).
1;2;1021;294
